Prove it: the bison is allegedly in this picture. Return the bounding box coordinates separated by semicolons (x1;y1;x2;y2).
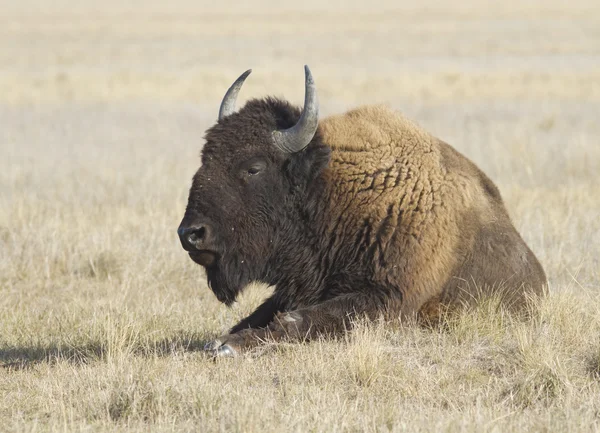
178;66;547;357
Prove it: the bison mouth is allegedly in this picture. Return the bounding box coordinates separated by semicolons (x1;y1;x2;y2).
188;250;219;268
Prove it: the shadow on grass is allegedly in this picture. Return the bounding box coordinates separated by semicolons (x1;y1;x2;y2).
0;343;104;371
0;333;213;371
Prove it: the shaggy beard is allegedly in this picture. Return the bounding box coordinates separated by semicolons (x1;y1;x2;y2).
205;253;257;306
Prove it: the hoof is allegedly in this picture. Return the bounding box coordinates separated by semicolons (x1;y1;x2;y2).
204;338;239;358
215;344;238;357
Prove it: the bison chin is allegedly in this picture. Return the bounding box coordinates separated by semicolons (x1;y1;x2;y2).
204;254;258;306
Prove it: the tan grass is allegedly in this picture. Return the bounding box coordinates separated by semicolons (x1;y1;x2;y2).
1;0;600;431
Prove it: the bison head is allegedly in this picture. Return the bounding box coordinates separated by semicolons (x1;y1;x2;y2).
178;66;330;305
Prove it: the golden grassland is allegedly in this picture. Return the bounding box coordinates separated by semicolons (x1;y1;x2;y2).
1;1;600;431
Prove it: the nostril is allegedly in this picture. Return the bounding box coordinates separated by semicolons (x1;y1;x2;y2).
178;222;212;251
185;225;210;250
187;226;206;245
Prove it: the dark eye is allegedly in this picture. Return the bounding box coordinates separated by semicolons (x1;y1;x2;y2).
242;159;267;178
247;166;262;176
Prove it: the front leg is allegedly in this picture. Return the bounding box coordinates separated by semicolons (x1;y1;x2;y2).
203;327;277;357
267;293;399;341
229;295;280;333
207;293;400;357
204;295;281;356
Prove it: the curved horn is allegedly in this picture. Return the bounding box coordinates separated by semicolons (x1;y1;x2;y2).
272;65;319;153
218;69;252;121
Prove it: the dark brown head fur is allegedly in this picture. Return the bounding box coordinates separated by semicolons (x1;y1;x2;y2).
179;98;330;305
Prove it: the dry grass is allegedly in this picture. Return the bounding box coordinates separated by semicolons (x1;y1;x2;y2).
1;0;600;431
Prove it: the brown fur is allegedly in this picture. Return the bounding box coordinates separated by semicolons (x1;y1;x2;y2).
318;105;546;318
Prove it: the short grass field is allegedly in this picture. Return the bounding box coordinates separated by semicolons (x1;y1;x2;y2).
1;0;600;431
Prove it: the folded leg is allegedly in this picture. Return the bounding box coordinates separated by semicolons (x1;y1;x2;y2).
206;293;401;357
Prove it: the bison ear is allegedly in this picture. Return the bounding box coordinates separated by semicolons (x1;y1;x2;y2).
285;144;331;188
